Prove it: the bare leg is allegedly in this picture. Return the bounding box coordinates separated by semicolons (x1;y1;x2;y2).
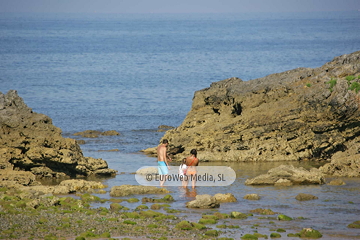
160;174;166;187
192;174;196;189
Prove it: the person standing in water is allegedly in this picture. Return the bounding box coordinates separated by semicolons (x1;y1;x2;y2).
185;149;199;189
179;158;188;187
157;139;171;187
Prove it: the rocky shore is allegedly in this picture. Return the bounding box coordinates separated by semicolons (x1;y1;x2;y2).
144;51;360;177
1;52;360;239
0;90;117;189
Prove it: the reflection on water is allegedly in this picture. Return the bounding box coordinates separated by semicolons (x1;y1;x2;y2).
68;151;360;239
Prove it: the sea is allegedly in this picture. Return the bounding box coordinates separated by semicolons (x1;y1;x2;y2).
1;11;360;239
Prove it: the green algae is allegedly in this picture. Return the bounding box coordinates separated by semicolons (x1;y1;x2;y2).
231;211;248;219
241;233;259;239
135;205;149;210
198;218;218;224
277;214;292;221
175;220;193;230
348;220;360;228
270;232;281;238
204;229;219;237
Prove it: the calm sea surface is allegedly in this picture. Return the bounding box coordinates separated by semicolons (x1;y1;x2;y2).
1;12;360;239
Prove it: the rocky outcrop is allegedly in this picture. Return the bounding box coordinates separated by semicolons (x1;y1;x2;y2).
0;90;117;180
185;194;220;208
319;137;360;177
73;130;120;138
245;165;325;185
152;51;360;167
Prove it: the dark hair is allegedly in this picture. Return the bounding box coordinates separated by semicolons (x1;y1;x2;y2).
190;149;197;157
162;139;169;144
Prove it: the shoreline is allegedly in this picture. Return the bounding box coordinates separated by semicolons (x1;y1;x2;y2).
1;169;360;240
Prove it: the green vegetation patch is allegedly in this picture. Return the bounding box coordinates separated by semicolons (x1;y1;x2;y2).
135;205;149;211
80;193;101;202
230;211;248;219
198;218;218;224
142;194;174;203
270;232;281;238
349;81;360;93
204;229;219;237
346;75;356;81
217;224;240;229
327;78;337;92
250;208;276;215
277;214;292;221
175;220;193;230
241;233;259;240
126;198;140;203
298;228;322;238
348;220;360;228
123;220;137;225
122;211;140;219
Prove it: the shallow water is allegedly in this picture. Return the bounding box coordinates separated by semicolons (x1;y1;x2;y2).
80;150;360;239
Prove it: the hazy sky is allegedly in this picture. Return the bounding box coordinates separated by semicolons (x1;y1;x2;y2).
0;0;360;13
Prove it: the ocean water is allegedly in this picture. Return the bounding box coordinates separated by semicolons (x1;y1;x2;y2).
1;12;360;239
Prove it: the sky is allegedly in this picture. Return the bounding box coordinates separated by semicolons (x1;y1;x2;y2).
0;0;360;13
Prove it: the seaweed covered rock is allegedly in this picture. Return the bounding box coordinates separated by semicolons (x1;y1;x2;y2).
109;185;170;197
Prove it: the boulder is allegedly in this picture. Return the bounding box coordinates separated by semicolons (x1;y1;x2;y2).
186;194;220;208
0;90;117;179
59;179;107;193
213;193;237;203
151;51;360;163
109;185;170;197
295;193;318;201
243;194;260;200
245;165;325;185
327;179;346;186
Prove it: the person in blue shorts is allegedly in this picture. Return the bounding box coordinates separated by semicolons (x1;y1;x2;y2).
157;139;171;186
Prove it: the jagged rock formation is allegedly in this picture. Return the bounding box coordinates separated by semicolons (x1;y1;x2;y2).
0;90;117;181
152;51;360;176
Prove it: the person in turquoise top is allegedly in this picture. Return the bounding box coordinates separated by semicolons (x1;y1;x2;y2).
157;139;171;186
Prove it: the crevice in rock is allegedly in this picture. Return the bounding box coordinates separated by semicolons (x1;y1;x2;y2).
232;103;242;116
212;108;220;115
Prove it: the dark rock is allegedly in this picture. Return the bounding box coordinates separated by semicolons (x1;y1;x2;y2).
295;193;319;201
